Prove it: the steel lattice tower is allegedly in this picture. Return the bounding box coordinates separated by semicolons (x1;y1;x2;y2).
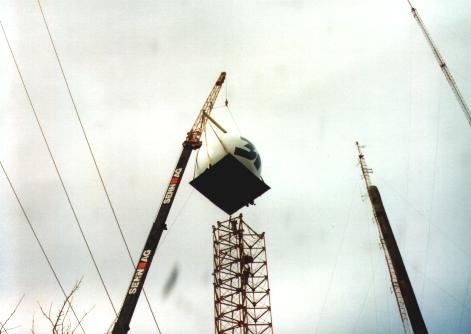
212;214;273;334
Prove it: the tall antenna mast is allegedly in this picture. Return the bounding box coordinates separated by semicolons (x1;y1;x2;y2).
406;1;471;128
356;142;427;334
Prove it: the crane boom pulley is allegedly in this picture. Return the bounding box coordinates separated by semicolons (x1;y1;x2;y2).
112;72;226;333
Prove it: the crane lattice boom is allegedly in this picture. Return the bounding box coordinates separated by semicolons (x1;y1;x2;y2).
112;72;226;334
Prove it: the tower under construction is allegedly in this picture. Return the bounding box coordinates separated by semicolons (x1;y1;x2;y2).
212;215;273;334
356;142;427;334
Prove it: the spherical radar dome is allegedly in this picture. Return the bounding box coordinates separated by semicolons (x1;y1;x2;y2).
195;134;262;178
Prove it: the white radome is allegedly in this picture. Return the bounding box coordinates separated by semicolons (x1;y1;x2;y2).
195;134;262;178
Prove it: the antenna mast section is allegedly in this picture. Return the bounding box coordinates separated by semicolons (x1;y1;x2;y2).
407;1;471;128
356;142;427;334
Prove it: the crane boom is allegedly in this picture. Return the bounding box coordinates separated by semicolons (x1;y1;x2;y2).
112;72;226;333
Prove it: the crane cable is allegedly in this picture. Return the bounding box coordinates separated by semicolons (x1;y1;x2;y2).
0;161;87;334
0;20;117;317
193;80;242;175
193;144;200;179
406;0;471;129
194;91;232;176
35;1;162;331
224;83;242;135
0;293;24;334
208;122;229;154
193;118;229;179
203;126;213;166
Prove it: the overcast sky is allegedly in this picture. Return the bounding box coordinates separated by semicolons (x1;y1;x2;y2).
1;0;470;333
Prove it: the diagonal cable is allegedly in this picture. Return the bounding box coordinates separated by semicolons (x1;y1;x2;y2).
0;20;117;316
35;1;161;331
0;161;87;334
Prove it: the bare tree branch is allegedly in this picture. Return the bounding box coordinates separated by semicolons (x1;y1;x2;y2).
38;302;56;333
36;279;90;334
58;279;81;333
30;313;36;334
0;320;9;334
0;294;25;334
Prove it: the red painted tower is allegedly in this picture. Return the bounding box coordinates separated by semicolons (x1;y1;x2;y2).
212;215;273;334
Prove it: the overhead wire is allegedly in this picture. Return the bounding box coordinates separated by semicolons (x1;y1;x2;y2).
158;188;195;248
0;293;24;334
419;79;443;301
352;274;374;334
0;161;86;334
313;174;359;333
378;175;471;331
35;1;162;331
0;20;117;316
377;176;471;259
412;264;471;315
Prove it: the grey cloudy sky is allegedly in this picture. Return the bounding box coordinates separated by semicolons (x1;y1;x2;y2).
1;0;470;333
